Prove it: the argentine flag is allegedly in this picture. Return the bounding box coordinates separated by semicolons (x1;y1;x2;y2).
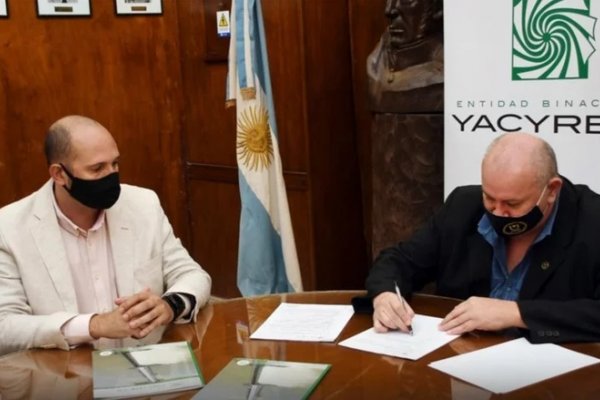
226;0;303;296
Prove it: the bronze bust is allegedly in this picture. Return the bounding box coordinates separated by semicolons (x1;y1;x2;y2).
385;0;443;71
368;0;445;254
368;0;443;111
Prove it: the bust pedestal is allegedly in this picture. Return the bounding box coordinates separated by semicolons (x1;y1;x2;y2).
368;35;444;255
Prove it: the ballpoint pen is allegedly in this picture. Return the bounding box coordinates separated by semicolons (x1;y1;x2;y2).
394;280;414;335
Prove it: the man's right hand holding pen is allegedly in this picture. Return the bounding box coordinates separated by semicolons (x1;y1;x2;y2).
372;284;415;334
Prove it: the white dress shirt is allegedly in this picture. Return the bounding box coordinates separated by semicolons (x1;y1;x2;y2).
52;193;117;346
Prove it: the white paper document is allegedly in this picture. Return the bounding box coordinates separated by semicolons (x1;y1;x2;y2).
429;338;600;394
250;303;354;342
338;314;459;360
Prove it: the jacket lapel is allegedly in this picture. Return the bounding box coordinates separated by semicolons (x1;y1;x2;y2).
520;179;575;299
31;181;77;312
106;200;135;297
520;241;565;299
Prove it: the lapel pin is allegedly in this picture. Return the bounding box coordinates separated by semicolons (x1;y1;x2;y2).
541;261;550;270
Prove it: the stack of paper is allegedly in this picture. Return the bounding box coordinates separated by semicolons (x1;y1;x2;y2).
250;303;354;342
338;314;459;360
429;338;600;393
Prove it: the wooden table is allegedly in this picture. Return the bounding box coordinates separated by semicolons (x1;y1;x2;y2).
1;291;600;399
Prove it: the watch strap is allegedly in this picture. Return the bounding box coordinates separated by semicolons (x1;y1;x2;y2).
162;293;185;320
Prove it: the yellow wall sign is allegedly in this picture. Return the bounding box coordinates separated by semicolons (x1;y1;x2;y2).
217;11;230;38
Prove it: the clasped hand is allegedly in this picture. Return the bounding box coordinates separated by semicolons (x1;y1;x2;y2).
373;293;525;335
89;288;174;339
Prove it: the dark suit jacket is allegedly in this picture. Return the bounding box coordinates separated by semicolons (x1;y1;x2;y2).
366;178;600;343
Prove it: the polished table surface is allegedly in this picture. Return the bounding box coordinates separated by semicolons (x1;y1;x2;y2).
2;291;600;399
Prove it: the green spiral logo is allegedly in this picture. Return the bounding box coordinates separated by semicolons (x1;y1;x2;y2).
512;0;597;80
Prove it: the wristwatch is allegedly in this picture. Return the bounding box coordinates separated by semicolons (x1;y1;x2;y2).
162;293;185;320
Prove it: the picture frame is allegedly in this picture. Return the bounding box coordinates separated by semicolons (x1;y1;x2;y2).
0;0;8;18
115;0;163;16
36;0;91;17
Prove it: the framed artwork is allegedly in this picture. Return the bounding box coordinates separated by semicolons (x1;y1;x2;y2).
115;0;163;16
36;0;91;17
0;0;8;17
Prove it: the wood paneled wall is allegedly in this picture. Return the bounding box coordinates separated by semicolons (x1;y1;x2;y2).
0;0;388;298
178;0;369;297
0;0;188;241
348;0;389;261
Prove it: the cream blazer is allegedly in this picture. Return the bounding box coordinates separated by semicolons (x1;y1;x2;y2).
0;180;211;355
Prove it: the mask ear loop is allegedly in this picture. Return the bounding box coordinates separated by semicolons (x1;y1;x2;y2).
59;163;75;180
58;163;76;191
535;184;550;214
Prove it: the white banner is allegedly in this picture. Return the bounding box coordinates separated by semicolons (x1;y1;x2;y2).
445;0;600;196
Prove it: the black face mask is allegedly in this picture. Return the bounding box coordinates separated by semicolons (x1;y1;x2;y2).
485;186;547;238
60;164;121;210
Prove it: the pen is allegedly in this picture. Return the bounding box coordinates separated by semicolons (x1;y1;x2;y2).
394;281;414;335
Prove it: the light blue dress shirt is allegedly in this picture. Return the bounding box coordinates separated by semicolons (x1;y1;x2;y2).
478;199;559;300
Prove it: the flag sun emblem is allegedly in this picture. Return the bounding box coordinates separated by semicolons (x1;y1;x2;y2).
237;104;274;171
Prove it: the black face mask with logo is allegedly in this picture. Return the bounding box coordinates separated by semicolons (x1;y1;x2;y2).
485;186;547;238
60;164;121;210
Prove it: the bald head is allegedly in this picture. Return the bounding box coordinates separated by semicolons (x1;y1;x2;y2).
44;115;110;165
482;133;558;188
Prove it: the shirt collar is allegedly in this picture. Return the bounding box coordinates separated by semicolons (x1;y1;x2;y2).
52;185;106;237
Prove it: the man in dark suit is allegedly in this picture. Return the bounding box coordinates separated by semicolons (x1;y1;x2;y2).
367;132;600;343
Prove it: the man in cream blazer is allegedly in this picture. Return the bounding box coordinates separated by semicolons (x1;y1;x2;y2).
0;115;211;355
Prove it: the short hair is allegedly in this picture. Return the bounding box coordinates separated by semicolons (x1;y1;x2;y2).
485;133;559;187
44;123;72;165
